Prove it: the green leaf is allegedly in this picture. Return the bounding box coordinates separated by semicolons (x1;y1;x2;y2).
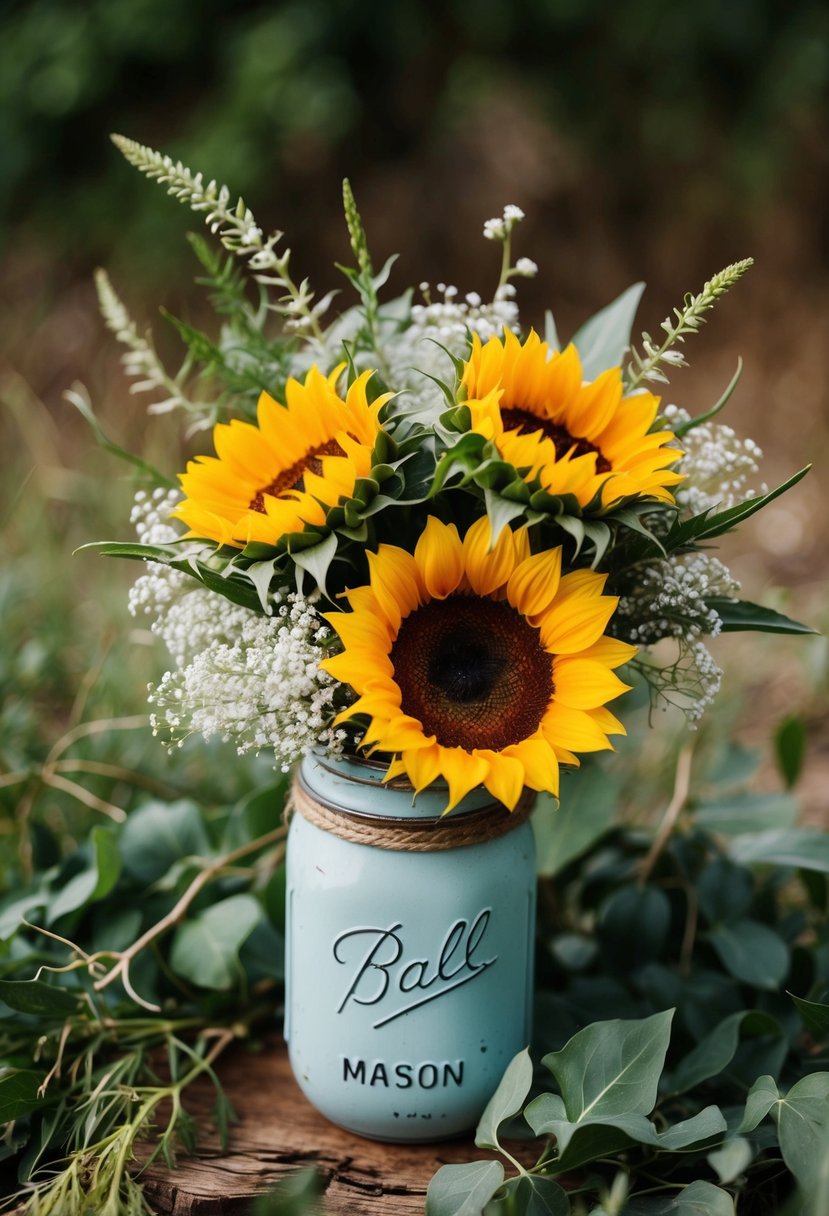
791;993;829;1040
426;1161;505;1216
624;1180;735;1215
170;894;262;990
291;531;338;599
484;488;529;542
65;384;176;487
666;466;810;549
533;767;619;876
570;282;645;379
696;859;754;923
729;829;829;874
544;309;561;352
597;885;671;972
694;793;798;836
537;1009;674;1123
0;1070;42;1124
47;827;121;923
707;597;816;635
738;1074;779;1132
120;800;211;884
669;1011;782;1095
511;1175;570;1215
707;1136;753;1185
776;1072;829;1196
251;1167;322;1216
775;715;807;788
474;1047;532;1151
0;979;82;1016
656;1106;728;1150
707;920;789;990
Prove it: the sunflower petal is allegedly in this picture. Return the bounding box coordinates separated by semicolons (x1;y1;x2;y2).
476;750;526;810
437;747;489;813
414;517;464;599
506;548;563;616
552;658;631;709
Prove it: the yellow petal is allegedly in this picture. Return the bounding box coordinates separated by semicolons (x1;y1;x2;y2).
368;546;424;630
539;595;619;655
577;636;638;669
506;548;562;617
476;750;525;811
462;515;517;597
501;737;559;796
414;516;464;599
552;659;631;709
404;744;443;794
541;703;615;752
437;747;489;813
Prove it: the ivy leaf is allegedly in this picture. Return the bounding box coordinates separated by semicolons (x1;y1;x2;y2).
623;1179;735;1214
510;1175;570;1215
170;893;262;991
537;1009;674;1123
707;920;789;990
707;1136;753;1185
570;281;645;379
425;1161;505;1216
597;885;671;973
775;1072;829;1196
474;1047;532;1151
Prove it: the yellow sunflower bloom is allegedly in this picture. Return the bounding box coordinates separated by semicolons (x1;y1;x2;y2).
322;516;636;812
461;330;683;509
173;366;391;548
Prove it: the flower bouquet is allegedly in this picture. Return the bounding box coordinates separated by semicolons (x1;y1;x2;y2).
83;135;811;1140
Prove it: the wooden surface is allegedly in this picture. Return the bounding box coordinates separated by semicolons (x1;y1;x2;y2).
140;1039;534;1215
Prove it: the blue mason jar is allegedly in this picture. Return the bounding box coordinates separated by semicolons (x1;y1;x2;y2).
285;751;536;1142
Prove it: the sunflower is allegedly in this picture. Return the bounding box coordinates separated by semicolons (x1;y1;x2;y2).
173;366;391;548
322;516;635;812
461;330;683;509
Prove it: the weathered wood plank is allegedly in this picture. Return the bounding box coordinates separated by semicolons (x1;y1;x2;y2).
140;1038;534;1214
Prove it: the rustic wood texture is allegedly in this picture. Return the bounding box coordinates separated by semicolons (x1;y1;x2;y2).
140;1038;535;1215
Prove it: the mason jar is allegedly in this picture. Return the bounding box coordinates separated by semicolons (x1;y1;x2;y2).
284;750;536;1142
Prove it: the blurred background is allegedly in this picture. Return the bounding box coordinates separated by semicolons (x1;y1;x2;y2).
2;0;827;824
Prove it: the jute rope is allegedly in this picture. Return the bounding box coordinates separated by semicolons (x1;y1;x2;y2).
288;775;533;853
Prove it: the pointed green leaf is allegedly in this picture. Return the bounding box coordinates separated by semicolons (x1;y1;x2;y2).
667;466;810;549
570;282;645;379
669;1011;782;1095
511;1175;570;1215
775;715;807;787
47;827;122;924
738;1074;779;1132
707;598;816;635
624;1180;735;1215
0;1071;43;1124
475;1047;532;1150
544;309;561;352
0;979;82;1017
291;531;338;599
791;994;829;1041
426;1161;505;1216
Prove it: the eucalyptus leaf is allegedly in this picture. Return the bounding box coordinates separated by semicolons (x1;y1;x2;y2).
570;282;645;379
729;830;829;874
775;715;807;789
475;1047;532;1150
776;1072;829;1195
425;1161;505;1216
170;894;263;991
47;827;121;924
694;793;798;837
120;800;211;884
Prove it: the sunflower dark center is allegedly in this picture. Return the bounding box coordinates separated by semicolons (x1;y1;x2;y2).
500;407;611;474
249;439;345;513
391;596;554;751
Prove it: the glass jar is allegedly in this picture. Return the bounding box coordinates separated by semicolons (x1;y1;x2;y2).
284;751;536;1142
